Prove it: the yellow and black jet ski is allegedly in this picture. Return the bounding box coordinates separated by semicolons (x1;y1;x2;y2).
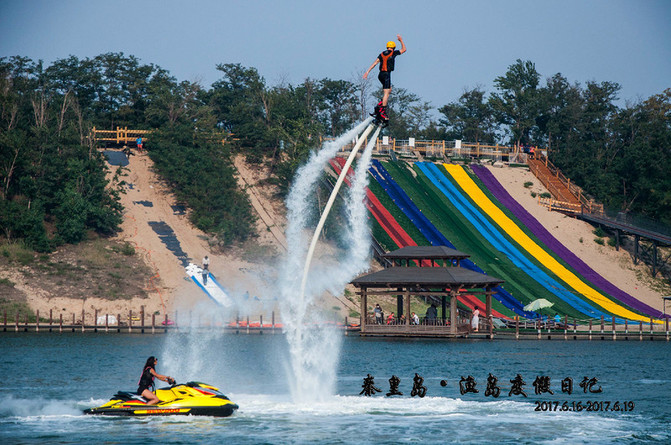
84;381;238;417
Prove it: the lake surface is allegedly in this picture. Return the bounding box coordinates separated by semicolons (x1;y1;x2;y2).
1;332;669;444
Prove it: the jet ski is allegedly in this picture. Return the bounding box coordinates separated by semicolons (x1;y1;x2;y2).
84;381;238;417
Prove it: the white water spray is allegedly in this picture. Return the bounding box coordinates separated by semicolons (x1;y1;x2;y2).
298;123;375;303
278;118;379;402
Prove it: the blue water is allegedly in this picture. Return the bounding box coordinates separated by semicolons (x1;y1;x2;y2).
1;332;669;444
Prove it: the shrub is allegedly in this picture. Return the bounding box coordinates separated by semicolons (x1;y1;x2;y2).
121;242;135;256
531;192;537;198
593;227;606;237
523;181;533;188
594;237;605;245
540;192;552;199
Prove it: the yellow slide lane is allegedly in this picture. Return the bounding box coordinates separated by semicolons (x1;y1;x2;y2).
443;163;650;322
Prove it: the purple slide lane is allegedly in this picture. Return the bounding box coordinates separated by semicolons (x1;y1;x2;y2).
471;164;663;319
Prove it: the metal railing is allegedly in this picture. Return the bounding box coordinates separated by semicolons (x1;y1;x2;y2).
328;136;521;161
600;209;671;239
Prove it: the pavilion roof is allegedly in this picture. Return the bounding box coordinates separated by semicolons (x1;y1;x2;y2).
351;267;503;289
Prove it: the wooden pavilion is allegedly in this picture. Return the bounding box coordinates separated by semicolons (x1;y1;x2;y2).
351;246;504;338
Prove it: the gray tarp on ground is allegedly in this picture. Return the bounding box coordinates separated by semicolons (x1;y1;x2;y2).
148;221;190;267
103;150;129;166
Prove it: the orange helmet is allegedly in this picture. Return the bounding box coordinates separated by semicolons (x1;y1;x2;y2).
386;41;396;49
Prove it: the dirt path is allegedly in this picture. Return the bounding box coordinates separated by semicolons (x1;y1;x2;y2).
114;152;213;312
233;155;288;252
232;155;360;317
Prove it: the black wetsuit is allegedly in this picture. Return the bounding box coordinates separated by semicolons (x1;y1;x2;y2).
377;49;402;89
137;366;155;394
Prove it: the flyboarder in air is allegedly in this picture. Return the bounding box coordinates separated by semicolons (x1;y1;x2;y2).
363;34;407;125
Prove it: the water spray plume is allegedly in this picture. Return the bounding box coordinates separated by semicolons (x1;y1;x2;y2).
279;118;377;402
298;123;376;305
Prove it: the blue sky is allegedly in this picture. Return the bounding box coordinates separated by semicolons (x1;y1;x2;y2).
1;0;669;111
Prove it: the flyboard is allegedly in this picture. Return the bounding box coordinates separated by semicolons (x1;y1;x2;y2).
185;263;232;307
371;103;389;127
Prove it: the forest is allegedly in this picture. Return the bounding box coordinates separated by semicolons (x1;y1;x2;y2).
1;54;669;252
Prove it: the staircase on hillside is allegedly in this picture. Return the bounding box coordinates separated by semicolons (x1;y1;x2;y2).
527;152;603;215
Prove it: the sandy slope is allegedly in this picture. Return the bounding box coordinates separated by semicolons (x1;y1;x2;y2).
114;152;291;319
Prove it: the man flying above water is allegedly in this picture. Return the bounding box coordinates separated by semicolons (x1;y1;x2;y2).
363;34;407;124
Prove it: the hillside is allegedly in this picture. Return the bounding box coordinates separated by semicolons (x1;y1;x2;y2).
1;152;667;322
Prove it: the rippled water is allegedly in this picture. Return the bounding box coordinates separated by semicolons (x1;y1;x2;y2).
1;333;669;444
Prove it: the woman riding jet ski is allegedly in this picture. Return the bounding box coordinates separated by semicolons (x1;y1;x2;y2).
84;356;238;417
84;380;239;417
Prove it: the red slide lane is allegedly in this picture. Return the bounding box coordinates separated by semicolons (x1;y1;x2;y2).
329;158;416;249
329;158;506;318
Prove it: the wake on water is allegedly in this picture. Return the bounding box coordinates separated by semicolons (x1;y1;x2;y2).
0;392;647;445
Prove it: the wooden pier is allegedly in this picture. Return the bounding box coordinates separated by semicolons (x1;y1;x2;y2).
2;308;667;341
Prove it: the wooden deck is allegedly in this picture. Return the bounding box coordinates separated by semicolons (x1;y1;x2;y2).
360;323;472;338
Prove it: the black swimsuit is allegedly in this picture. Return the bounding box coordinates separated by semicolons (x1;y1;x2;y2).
137;366;155;394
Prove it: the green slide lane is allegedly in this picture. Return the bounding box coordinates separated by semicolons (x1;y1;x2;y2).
367;176;431;247
382;160;584;319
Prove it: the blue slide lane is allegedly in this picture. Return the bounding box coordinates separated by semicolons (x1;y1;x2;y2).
191;275;215;302
418;162;612;321
369;160;534;318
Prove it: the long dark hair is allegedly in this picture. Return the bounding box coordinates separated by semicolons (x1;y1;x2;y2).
144;356;156;370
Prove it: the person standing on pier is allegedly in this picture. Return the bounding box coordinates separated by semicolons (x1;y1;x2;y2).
374;304;383;324
471;308;480;332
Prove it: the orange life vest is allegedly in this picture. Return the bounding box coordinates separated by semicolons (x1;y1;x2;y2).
379;50;395;72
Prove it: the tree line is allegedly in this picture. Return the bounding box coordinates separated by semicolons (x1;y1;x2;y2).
439;60;670;225
1;54;669;253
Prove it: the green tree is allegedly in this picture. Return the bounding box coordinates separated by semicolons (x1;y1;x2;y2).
316;78;358;136
534;73;584;149
149;127;255;244
489;59;541;146
210;63;270;150
439;87;496;143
